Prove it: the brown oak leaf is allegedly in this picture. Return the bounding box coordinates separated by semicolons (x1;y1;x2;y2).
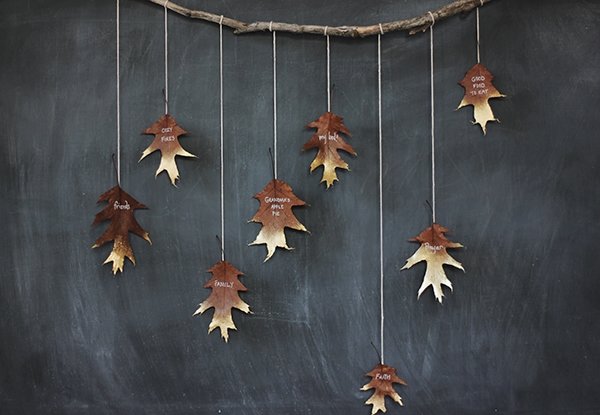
361;363;407;414
193;260;251;342
304;111;356;188
457;63;505;134
401;223;464;303
140;114;196;186
249;179;308;261
92;185;151;274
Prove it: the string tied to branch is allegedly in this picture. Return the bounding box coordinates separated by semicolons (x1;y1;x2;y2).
115;0;121;184
325;27;331;112
219;13;225;257
271;24;278;178
429;11;436;223
427;11;436;27
476;0;483;62
163;0;169;114
377;27;385;364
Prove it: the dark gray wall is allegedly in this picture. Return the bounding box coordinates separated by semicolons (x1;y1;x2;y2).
2;0;599;414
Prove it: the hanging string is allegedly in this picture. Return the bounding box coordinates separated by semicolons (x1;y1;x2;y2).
115;0;121;184
377;23;384;365
219;15;225;260
270;22;278;179
476;0;483;63
163;0;169;114
325;27;331;112
428;12;436;223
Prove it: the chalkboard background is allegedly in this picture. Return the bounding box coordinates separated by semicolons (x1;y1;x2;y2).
2;0;599;414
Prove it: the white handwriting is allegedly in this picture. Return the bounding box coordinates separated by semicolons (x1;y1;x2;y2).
214;280;234;289
318;132;339;142
113;200;130;210
423;242;443;252
469;89;489;96
265;197;290;203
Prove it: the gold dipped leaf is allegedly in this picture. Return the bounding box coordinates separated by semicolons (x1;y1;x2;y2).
249;179;308;261
361;363;407;414
402;223;464;303
92;185;151;274
140;114;196;186
304;111;356;188
457;63;505;134
193;260;252;342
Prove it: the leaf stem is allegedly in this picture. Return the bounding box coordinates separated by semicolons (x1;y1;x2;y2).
424;200;434;224
216;234;225;261
111;153;119;185
370;341;382;364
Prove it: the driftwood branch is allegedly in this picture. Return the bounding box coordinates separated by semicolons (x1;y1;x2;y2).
146;0;491;38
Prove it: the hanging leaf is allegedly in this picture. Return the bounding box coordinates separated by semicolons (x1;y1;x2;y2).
140;114;196;186
92;185;152;274
361;363;407;414
304;111;356;188
401;223;464;303
193;260;251;342
249;179;308;261
457;63;505;134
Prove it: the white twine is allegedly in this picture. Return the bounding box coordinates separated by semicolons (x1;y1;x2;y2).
377;30;384;364
219;15;225;260
476;1;482;63
271;24;278;179
428;11;436;223
325;27;331;112
163;0;169;114
116;0;121;184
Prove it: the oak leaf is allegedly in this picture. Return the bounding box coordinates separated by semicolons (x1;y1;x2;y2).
361;363;407;414
92;185;151;274
193;260;251;342
249;179;308;261
140;114;196;186
457;63;505;134
401;223;464;303
304;111;356;188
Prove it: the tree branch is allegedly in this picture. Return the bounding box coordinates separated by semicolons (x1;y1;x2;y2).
146;0;492;38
